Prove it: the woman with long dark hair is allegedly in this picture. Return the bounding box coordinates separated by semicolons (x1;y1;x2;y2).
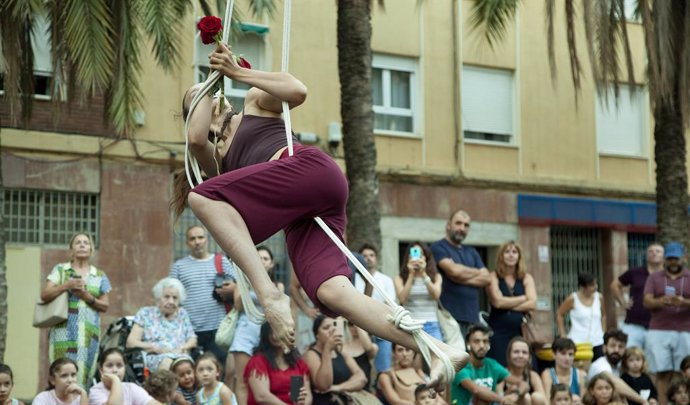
486;241;536;365
394;242;442;340
244;322;312;405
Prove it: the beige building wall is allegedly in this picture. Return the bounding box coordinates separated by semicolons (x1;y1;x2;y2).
5;246;42;399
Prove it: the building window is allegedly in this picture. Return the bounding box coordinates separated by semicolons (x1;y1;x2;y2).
462;65;515;144
372;54;418;136
194;22;268;109
0;14;53;99
596;85;646;157
4;189;99;246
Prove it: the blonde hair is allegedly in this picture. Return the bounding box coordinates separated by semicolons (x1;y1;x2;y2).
622;347;648;374
68;232;95;256
495;241;526;279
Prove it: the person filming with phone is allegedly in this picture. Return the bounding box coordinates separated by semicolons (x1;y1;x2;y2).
394;242;443;341
244;322;312;405
304;315;374;405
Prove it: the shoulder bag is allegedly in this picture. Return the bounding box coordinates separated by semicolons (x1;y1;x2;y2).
33;267;68;328
437;302;464;349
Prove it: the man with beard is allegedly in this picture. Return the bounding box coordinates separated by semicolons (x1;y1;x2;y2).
611;243;664;349
587;329;647;404
644;241;690;404
452;325;526;405
588;329;628;379
431;210;491;337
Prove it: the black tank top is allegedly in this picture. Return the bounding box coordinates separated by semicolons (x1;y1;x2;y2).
222;114;300;173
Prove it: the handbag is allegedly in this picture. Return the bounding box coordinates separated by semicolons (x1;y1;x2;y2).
33;267;69;328
521;312;538;344
215;307;239;350
33;291;68;328
437;302;464;349
333;390;383;405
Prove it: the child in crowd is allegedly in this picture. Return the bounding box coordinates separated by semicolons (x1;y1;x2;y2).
170;357;198;405
195;353;233;405
542;338;586;405
667;379;689;405
145;370;178;405
414;385;435;405
89;348;159;405
620;347;657;405
33;358;89;405
0;364;25;405
681;356;690;381
551;384;572;405
583;373;624;405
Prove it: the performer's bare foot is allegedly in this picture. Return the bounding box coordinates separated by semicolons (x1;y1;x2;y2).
263;292;295;351
426;342;469;392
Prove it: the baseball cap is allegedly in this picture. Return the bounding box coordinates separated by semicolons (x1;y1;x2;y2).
664;241;685;258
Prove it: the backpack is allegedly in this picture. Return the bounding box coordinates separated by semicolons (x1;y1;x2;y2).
97;316;146;385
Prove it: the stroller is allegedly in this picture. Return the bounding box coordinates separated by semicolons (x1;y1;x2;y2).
97;316;147;385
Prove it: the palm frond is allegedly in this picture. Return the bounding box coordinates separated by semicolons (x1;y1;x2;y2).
248;0;276;19
140;0;189;73
62;0;115;97
654;0;677;109
581;0;600;91
564;0;582;96
638;0;658;101
614;0;635;92
108;0;144;137
545;0;556;80
469;0;519;48
0;0;43;125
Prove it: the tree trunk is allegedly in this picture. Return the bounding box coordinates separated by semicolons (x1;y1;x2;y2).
0;151;6;362
653;2;689;247
654;99;689;246
336;0;382;252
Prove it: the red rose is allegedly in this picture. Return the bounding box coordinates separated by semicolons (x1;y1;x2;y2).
198;16;223;45
237;56;252;69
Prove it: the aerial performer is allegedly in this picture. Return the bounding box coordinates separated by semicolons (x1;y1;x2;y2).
171;41;468;391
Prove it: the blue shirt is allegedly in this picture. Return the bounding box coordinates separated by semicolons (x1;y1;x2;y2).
431;238;485;324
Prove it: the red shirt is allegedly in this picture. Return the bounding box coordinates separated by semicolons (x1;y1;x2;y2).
244;353;310;405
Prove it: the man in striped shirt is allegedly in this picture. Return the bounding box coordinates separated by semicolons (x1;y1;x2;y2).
170;225;235;371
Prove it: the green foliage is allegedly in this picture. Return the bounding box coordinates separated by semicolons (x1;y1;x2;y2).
469;0;520;48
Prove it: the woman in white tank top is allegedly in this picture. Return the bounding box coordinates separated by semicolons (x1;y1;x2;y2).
556;273;606;360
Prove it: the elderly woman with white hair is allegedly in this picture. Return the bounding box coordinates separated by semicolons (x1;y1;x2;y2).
126;278;198;370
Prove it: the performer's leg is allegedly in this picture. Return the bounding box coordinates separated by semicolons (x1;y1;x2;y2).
188;192;295;348
316;276;469;390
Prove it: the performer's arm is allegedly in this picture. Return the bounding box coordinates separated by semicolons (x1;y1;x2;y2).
185;86;225;177
209;43;307;114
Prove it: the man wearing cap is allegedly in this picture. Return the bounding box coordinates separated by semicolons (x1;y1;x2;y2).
610;243;664;348
643;241;690;403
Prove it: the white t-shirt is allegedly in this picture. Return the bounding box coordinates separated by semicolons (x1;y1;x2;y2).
587;356;619;381
32;391;82;405
354;270;396;304
89;382;154;405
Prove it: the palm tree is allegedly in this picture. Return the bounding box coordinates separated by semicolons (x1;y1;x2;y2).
471;0;689;246
337;0;382;252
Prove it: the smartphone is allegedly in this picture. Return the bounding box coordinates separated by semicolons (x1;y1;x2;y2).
410;246;422;260
333;318;345;337
664;285;677;296
290;375;304;403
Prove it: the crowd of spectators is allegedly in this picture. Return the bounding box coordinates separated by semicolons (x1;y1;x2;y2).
4;210;690;405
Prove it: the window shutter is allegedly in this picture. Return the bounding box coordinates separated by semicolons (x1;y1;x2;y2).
462;66;514;137
596;85;645;156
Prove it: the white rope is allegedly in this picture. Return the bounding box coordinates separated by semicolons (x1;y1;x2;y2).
281;0;294;156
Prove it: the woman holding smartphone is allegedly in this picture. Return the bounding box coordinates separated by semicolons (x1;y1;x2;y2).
244;322;311;405
394;242;443;340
